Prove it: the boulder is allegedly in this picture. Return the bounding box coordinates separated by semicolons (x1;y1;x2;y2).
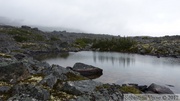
39;74;58;88
62;80;102;95
39;64;87;88
72;62;103;79
28;61;51;75
147;83;174;94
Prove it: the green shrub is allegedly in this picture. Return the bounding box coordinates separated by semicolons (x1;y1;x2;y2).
34;34;45;41
92;37;136;52
13;36;28;42
50;36;60;41
8;29;32;36
75;38;92;48
120;86;141;94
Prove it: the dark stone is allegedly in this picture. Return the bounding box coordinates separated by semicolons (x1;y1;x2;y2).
72;62;103;79
14;54;26;60
166;84;175;87
171;55;178;58
66;66;73;70
21;25;31;29
138;85;148;92
157;54;160;58
148;83;174;94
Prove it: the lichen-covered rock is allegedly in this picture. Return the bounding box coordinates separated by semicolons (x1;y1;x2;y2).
11;84;50;100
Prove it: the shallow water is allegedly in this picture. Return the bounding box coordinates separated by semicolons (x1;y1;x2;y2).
38;51;180;93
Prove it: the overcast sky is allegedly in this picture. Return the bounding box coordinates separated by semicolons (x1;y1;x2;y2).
0;0;180;36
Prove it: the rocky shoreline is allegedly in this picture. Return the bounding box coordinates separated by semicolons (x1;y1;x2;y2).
0;25;179;100
0;25;179;59
0;51;175;101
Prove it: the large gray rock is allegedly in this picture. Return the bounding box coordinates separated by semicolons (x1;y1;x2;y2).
39;73;58;88
39;64;85;88
51;64;70;76
147;83;174;94
62;80;102;95
23;58;51;75
11;84;50;101
0;62;30;83
72;62;103;79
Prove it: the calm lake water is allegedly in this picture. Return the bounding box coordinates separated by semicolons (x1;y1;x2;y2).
37;51;180;93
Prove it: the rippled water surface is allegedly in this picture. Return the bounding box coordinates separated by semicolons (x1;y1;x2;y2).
37;51;180;93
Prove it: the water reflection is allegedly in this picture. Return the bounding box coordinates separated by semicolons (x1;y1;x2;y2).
93;52;135;67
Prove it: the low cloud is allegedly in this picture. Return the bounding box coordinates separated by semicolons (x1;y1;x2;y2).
0;0;180;36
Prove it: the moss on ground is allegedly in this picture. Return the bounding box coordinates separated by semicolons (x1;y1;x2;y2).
119;86;141;94
95;84;111;91
11;50;24;53
0;53;11;58
0;81;12;87
19;74;44;85
50;90;75;101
